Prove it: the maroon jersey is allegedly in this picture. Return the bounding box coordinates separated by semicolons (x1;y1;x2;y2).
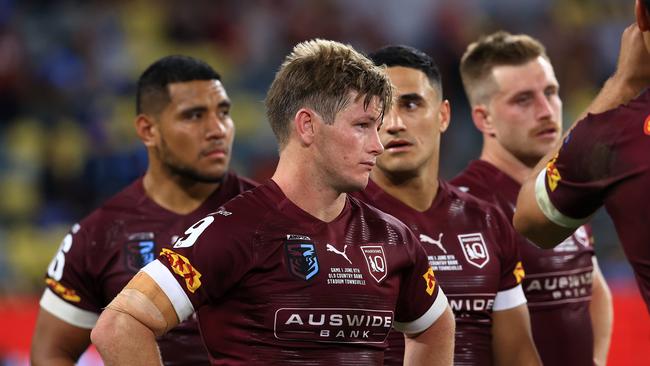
536;88;650;312
143;180;448;365
39;172;257;365
354;180;525;366
452;160;595;366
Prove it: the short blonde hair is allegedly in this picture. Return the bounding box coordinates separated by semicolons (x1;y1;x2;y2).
460;31;548;106
265;39;392;149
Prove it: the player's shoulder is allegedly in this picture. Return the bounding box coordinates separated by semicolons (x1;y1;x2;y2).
450;161;492;195
579;88;650;137
347;194;413;236
224;171;259;192
77;179;145;230
440;180;498;215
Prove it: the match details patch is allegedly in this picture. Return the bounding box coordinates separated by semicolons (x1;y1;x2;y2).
160;248;202;293
422;267;436;296
285;240;319;281
545;153;561;192
274;307;393;343
360;245;387;283
513;261;525;284
45;278;81;302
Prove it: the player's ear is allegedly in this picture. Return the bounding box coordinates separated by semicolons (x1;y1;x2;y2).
294;108;316;146
135;114;158;147
471;104;496;137
636;0;650;31
438;99;451;133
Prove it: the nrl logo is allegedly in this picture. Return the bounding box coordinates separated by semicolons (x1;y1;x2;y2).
360;245;387;283
457;233;490;268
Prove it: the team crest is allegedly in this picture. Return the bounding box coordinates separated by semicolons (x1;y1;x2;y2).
125;232;156;272
360;245;387;283
458;233;490;269
285;240;319;281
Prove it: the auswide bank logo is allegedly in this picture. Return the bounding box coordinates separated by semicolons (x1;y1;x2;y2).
274;307;394;343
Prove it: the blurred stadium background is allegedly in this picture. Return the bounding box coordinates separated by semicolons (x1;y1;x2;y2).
0;0;648;364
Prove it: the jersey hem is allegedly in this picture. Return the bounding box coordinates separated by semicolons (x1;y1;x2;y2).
39;288;99;329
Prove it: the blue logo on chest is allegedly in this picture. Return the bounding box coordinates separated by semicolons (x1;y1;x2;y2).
125;240;155;272
285;242;319;281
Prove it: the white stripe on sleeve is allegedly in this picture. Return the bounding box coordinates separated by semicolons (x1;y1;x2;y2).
534;170;590;229
493;284;527;311
141;259;195;322
39;288;99;329
393;288;449;335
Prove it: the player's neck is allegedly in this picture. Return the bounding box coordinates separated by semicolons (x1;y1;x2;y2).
479;141;532;185
371;164;439;212
272;151;346;223
143;168;220;215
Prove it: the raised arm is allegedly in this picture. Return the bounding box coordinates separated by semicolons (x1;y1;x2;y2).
403;306;455;366
514;23;650;247
90;271;180;366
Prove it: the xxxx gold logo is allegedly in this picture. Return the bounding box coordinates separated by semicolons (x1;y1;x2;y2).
644;114;650;136
546;154;561;192
513;261;525;284
45;278;81;302
160;248;202;293
422;267;436;296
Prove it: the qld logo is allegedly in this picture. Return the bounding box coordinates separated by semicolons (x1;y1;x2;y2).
361;245;387;283
285;242;320;281
458;233;490;269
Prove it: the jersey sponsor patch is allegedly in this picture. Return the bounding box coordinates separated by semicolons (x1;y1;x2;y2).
285;240;320;281
422;267;436;296
644;114;650;135
45;278;81;302
458;233;490;268
160;248;202;293
125;238;155;272
274;307;393;343
360;245;387;283
545;153;561;192
513;261;525;284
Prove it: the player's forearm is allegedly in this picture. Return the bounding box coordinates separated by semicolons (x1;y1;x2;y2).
91;309;162;366
31;309;92;366
590;264;613;366
492;305;541;366
403;306;455;366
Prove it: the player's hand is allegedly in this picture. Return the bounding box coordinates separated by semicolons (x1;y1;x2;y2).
612;23;650;93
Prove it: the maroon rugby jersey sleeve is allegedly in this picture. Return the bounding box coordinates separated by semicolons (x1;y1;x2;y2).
535;113;625;227
39;222;102;328
142;209;256;321
392;230;448;335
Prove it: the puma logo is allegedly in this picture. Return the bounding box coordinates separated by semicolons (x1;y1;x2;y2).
419;233;447;254
326;243;352;264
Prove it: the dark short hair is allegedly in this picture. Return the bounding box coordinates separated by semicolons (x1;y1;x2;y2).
136;55;221;115
368;45;443;96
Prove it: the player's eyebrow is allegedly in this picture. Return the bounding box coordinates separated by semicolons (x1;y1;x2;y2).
398;93;424;103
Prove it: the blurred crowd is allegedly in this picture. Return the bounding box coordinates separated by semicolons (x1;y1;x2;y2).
0;0;635;295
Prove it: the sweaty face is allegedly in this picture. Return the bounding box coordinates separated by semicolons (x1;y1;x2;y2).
376;66;448;179
313;93;385;192
486;56;562;167
154;80;234;183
